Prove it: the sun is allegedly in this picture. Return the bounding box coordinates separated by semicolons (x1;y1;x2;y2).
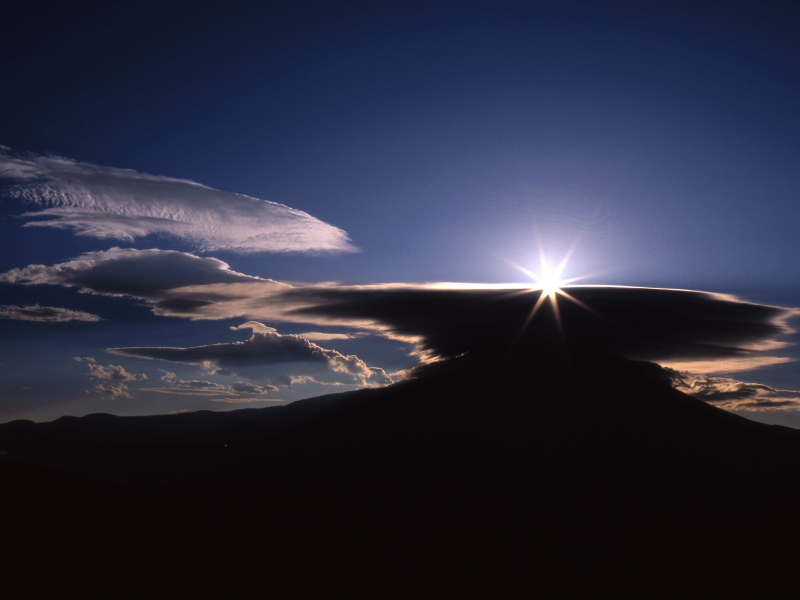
532;257;564;296
498;247;602;340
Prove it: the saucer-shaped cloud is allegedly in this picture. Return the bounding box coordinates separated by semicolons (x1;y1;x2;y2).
109;322;393;388
285;285;797;370
0;149;357;253
0;304;101;322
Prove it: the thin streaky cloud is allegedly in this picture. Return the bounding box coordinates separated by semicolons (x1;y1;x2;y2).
142;371;278;397
209;398;284;403
0;304;102;322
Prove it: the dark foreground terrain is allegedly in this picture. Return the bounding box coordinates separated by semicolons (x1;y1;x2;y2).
3;349;800;598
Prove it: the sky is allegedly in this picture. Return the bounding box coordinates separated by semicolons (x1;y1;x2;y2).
2;0;800;425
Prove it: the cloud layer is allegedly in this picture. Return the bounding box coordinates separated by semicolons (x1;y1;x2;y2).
3;248;796;377
0;304;101;322
0;149;357;254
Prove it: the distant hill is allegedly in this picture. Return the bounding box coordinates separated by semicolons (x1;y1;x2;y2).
0;389;355;481
3;348;800;598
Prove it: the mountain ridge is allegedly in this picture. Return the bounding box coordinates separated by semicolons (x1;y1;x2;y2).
3;349;800;598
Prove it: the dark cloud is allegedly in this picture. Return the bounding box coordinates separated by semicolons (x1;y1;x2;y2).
285;285;796;368
0;304;101;322
110;322;394;388
748;400;798;408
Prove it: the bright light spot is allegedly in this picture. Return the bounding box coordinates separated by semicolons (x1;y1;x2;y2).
533;258;564;296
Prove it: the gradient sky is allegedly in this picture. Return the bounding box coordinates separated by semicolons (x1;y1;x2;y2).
2;0;800;425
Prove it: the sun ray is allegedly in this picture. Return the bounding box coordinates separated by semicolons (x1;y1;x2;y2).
559;268;612;286
555;289;605;319
554;230;584;277
497;287;545;300
516;289;551;339
549;289;566;340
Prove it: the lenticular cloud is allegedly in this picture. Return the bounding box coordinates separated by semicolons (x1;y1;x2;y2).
0;149;357;254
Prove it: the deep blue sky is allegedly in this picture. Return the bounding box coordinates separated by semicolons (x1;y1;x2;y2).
2;0;800;424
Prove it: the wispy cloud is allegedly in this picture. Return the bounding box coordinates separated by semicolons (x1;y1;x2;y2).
657;356;794;375
208;397;284;404
0;304;101;322
0;148;357;254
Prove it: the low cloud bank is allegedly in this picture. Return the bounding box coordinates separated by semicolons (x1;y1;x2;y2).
110;322;394;388
0;148;356;254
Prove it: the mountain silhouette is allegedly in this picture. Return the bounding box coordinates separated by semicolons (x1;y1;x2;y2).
3;347;800;598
